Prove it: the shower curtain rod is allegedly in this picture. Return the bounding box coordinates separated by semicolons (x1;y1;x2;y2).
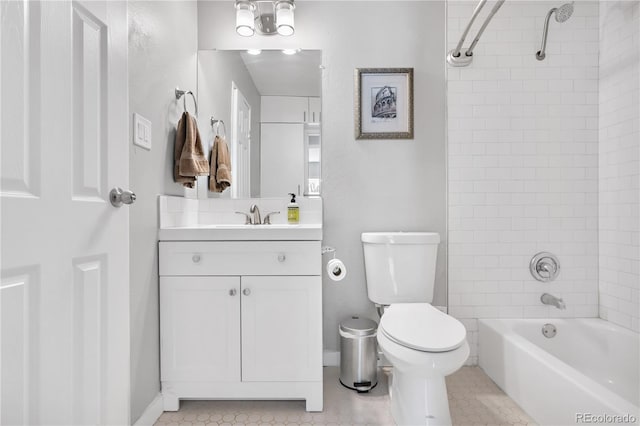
447;0;505;67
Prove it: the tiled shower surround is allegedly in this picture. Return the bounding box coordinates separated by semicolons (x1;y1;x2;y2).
598;1;640;332
447;1;600;364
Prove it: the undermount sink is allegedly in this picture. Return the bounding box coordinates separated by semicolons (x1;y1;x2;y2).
158;195;323;241
158;223;322;241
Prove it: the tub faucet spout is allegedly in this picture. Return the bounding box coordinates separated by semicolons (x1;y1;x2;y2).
541;293;566;310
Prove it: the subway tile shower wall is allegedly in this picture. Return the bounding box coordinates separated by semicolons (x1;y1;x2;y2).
598;1;640;333
447;1;600;365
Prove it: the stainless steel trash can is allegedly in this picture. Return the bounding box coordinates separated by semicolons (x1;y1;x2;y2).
339;316;378;392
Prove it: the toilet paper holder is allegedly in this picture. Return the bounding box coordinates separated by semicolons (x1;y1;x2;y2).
322;246;346;280
321;246;336;258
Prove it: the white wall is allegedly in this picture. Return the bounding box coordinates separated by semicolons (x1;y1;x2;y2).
198;1;447;353
598;1;640;332
447;1;600;364
197;50;262;197
128;1;198;422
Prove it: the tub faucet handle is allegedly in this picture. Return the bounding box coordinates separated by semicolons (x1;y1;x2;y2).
530;252;560;282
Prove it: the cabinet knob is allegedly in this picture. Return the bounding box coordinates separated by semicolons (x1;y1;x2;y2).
229;289;237;296
243;288;251;296
278;254;286;262
192;254;201;263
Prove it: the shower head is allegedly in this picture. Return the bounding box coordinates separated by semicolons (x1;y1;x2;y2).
536;2;574;60
554;3;574;23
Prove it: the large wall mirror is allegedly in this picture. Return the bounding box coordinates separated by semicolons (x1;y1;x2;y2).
196;49;322;199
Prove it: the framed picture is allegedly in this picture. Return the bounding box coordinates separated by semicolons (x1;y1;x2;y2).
354;68;414;140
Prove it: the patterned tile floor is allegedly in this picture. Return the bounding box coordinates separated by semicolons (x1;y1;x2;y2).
154;366;536;426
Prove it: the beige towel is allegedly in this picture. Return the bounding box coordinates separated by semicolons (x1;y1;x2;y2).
209;135;232;192
174;112;209;188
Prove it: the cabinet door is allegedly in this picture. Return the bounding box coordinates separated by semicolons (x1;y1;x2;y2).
241;276;322;382
261;96;309;123
308;97;321;123
160;276;240;382
260;123;305;197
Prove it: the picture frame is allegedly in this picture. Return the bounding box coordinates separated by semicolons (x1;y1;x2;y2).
354;68;414;140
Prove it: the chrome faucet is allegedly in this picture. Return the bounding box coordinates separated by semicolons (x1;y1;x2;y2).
541;293;566;310
250;204;261;225
235;205;280;225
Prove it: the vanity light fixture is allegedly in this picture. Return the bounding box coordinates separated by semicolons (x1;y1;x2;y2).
235;0;295;37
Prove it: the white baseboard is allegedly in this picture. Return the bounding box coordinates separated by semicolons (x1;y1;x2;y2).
133;393;164;426
323;350;340;366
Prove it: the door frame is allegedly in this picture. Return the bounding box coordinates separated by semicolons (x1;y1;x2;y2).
230;81;251;198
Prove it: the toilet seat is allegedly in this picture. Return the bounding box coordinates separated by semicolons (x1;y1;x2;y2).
380;303;466;352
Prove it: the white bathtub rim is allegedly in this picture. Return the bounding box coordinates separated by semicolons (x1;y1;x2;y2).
479;318;639;416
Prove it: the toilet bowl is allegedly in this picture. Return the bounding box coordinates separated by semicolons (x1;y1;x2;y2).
361;232;468;426
377;303;469;426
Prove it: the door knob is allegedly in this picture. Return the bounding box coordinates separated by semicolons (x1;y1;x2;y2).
278;254;286;262
110;187;136;207
229;289;237;296
243;288;251;296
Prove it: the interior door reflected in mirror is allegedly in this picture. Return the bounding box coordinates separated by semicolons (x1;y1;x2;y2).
197;49;322;199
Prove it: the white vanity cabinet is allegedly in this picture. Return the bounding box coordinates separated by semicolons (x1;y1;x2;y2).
159;240;323;412
261;96;309;123
260;96;321;124
160;276;241;383
241;276;322;382
308;97;321;124
260;123;305;197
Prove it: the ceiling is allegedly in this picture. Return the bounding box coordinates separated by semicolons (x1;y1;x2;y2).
239;49;322;97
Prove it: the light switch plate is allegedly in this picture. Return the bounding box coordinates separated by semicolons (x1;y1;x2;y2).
133;113;152;150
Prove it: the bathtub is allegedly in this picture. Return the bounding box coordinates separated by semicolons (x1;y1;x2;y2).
479;318;639;426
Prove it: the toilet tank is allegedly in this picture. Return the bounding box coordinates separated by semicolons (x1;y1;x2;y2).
361;232;440;305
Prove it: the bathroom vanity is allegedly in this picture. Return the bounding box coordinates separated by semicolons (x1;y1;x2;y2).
158;196;323;412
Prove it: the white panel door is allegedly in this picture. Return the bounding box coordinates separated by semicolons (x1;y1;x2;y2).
231;82;251;198
160;276;241;382
0;1;129;424
241;276;322;382
260;123;305;197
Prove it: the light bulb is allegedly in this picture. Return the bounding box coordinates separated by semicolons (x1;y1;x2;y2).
235;1;255;37
275;0;295;36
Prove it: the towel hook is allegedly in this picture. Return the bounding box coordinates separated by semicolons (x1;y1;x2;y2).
175;87;198;116
211;118;226;138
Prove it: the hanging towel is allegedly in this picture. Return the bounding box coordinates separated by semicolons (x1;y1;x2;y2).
209;135;232;193
174;111;209;188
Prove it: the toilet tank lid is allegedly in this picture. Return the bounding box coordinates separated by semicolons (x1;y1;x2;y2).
361;232;440;244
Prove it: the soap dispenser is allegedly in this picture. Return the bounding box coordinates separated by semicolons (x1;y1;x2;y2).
287;193;300;224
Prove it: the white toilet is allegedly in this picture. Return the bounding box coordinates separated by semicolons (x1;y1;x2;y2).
361;232;469;426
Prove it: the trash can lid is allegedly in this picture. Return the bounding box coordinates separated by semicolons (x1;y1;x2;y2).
339;316;378;337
